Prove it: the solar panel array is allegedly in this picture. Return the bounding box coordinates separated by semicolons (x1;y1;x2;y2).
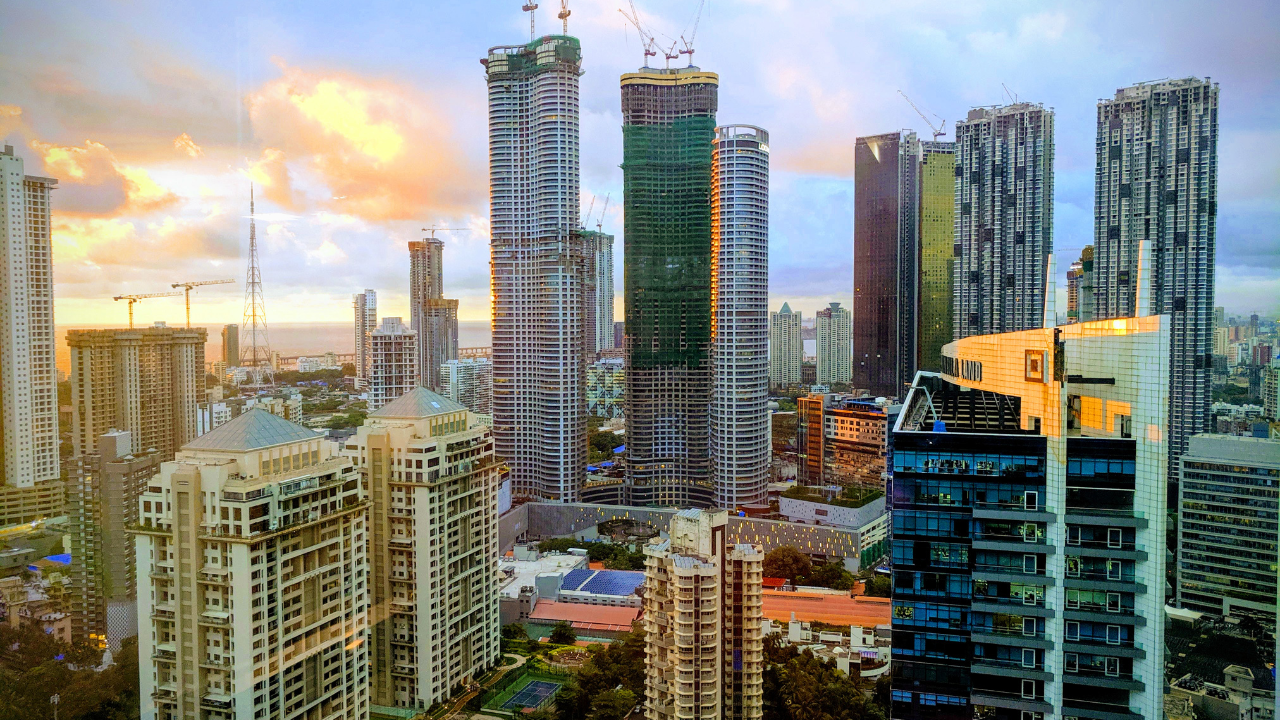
580;570;645;596
561;568;595;591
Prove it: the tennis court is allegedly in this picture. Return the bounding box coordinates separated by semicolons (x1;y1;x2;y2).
501;679;561;710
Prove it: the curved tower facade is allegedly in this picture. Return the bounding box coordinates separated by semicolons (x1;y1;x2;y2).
483;36;586;501
710;125;770;508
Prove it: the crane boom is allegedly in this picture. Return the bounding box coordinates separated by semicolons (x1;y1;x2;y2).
172;279;235;328
619;2;658;65
898;90;947;141
596;194;610;232
113;291;183;329
583;195;596;229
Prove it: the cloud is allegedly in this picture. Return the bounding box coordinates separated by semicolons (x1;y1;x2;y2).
173;133;203;158
31;138;180;216
52;208;238;272
243;147;301;210
246;60;483;221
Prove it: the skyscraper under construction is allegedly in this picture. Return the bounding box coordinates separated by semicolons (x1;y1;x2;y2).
622;66;719;508
408;233;459;391
483;33;588;502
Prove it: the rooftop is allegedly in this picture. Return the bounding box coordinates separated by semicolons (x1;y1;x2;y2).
527;600;640;633
370;387;467;419
498;553;587;599
183;408;321;452
762;591;890;628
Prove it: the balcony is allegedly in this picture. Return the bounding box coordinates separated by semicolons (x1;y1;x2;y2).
1062;639;1145;659
970;657;1053;681
1063;574;1145;594
199;611;231;626
1064;668;1144;691
1064;507;1148;528
972;534;1055;555
970;688;1052;715
971;598;1054;617
972;502;1055;523
200;693;234;710
152;604;176;620
1066;539;1148;561
970;626;1054;650
1063;606;1145;626
1060;698;1143;720
152;643;177;660
973;563;1055;587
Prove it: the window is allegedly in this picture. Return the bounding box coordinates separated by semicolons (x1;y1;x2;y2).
1107;593;1121;613
1021;649;1036;668
1066;590;1080;609
1065;621;1080;641
1106;625;1122;645
1066;557;1081;577
1023;555;1037;574
1022;618;1036;637
1024;491;1038;511
1021;679;1037;700
1105;657;1120;677
1064;653;1078;672
1067;526;1081;545
1106;560;1122;580
1107;528;1122;548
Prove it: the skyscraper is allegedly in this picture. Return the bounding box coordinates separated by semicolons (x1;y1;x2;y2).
644;509;764;720
1090;78;1219;494
816;302;851;386
622;65;719;507
953;103;1054;339
68;325;207;459
483;33;587;502
354;289;377;383
891;315;1169;720
852;132;956;391
769;303;803;388
135;410;369;720
0;145;60;491
345;389;501;708
368;317;417;411
409;234;459;390
440;357;493;416
584;229;615;354
220;324;238;366
1067;258;1083;323
710;124;770;508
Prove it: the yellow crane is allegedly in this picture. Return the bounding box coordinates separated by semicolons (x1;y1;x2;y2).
112;292;182;329
171;279;235;328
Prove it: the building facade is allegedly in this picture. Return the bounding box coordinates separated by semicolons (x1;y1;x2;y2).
1177;434;1280;619
643;509;763;720
68;325;206;460
890;315;1169;720
953;103;1054;339
769;303;803;389
134;409;369;720
441;358;493;416
622;66;719;508
710;125;770;508
484;35;588;502
369;317;417;412
587;357;624;419
0;145;60;490
354;289;377;383
917;141;957;374
816;302;851;386
585;229;615;354
221;324;238;367
796;394;899;491
344;389;501;709
67;429;163;649
409;235;459;390
1090;78;1219;495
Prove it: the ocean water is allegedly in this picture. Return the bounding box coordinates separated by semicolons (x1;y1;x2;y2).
56;321;492;374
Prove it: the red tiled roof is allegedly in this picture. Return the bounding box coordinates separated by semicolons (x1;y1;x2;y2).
528;600;640;632
762;577;788;588
762;590;890;627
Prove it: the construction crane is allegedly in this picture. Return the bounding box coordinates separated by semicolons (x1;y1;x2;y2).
421;225;465;240
582;195;596;230
678;0;706;65
113;291;182;329
619;1;658;66
171;279;235;328
558;0;571;34
595;193;610;233
522;2;539;41
898;90;947;141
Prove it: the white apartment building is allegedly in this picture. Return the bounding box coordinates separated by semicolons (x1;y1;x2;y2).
710;125;771;509
644;509;764;720
134;409;369;720
369;317;417;412
440;358;492;416
343;388;502;709
354;289;377;383
0;145;60;488
769;303;803;388
816;302;852;386
196;393;304;438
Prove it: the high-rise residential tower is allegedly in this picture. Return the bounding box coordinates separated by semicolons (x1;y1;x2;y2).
441;357;493;416
344;389;502;709
769;303;803;388
135;410;369;720
0;145;60;497
354;288;377;383
891;314;1169;720
584;229;615;354
368;317;417;411
68;325;207;460
220;324;238;366
709;124;770;509
483;34;588;502
622;65;718;507
953;103;1054;339
1090;78;1219;495
853;132;956;393
816;302;851;386
409;234;459;390
644;509;764;719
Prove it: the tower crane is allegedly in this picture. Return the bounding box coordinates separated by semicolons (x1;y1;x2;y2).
113;292;182;329
619;1;658;66
558;0;571;34
678;0;706;65
421;225;464;240
582;195;596;230
522;2;539;41
898;90;947;141
171;279;235;328
595;194;610;233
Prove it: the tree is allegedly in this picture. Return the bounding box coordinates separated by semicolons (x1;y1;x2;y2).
502;624;528;640
555;624;645;720
760;634;884;720
763;546;811;582
808;561;855;590
549;621;577;645
588;688;636;720
863;575;891;598
526;637;543;655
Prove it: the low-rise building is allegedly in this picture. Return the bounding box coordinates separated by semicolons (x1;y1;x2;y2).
776;488;888;569
195;392;304;437
1169;666;1275;720
797;394;900;491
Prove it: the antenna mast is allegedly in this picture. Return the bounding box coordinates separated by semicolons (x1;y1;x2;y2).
239;184;274;387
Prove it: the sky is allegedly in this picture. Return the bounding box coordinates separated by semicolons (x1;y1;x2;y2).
2;0;1277;331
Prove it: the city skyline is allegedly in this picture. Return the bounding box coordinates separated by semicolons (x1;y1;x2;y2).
2;0;1276;331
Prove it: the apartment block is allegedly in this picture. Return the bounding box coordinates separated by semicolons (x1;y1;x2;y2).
1177;434;1280;619
369;317;417;412
797;394;900;491
816;302;851;386
354;289;377;383
441;358;493;416
343;388;502;709
643;509;763;720
586;229;616;354
68;324;207;460
953;103;1054;339
134;409;369;720
891;315;1169;720
221;325;238;367
409;236;459;390
769;304;803;389
0;145;60;494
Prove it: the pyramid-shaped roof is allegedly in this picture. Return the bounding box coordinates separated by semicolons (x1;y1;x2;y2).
183;407;320;452
779;302;792;314
371;387;466;419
